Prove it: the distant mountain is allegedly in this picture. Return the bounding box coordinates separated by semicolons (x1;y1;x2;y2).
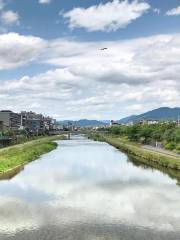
119;107;180;124
57;119;108;127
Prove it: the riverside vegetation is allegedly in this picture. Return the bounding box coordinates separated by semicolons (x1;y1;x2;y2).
103;123;180;153
0;135;65;174
90;123;180;171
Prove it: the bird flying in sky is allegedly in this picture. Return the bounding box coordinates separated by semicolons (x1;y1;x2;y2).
100;48;108;50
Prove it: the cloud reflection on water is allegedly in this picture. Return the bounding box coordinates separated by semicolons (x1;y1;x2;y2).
0;138;179;238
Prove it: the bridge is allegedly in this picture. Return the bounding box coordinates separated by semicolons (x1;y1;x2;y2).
49;130;108;139
49;130;90;139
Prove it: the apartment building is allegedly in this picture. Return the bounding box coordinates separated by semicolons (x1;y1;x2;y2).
0;110;21;131
21;111;45;133
0;110;56;134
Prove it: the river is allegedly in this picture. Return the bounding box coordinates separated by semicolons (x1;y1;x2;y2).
0;135;180;239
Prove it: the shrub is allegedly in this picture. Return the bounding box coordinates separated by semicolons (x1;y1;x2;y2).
164;142;176;151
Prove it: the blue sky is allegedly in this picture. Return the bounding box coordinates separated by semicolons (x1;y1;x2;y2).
5;0;180;40
0;0;180;119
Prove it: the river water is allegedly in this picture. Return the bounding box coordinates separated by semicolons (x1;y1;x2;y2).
0;136;180;240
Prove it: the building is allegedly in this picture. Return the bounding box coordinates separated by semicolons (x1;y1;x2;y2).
139;119;159;125
0;121;4;132
0;110;21;131
43;116;55;131
126;121;134;126
0;110;56;134
110;120;121;126
21;111;45;134
20;111;56;134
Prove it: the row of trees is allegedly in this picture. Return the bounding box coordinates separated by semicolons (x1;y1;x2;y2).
105;123;180;153
0;129;49;146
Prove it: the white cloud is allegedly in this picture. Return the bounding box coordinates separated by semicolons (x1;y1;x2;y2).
0;32;47;69
63;0;150;32
0;33;179;119
166;5;180;16
39;0;51;4
1;10;20;25
0;2;20;30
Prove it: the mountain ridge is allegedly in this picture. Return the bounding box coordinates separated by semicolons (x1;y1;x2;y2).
57;119;108;127
57;107;180;126
119;107;180;124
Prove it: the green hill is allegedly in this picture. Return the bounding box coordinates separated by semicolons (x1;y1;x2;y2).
119;107;180;124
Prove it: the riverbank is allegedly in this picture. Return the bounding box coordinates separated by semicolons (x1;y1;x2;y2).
0;135;65;175
90;134;180;171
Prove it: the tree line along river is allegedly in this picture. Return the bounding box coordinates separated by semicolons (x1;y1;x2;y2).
0;135;179;240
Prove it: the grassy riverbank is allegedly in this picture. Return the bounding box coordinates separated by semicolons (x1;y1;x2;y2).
90;134;180;171
104;123;180;154
0;135;65;174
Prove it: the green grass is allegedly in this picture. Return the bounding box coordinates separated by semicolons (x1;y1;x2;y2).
0;135;65;174
90;134;180;171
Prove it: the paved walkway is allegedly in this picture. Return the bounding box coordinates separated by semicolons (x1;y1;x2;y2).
142;145;180;160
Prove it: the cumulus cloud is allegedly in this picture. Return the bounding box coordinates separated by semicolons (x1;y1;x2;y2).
1;10;20;25
166;5;180;16
0;2;20;30
0;33;179;119
63;0;150;32
0;32;47;69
